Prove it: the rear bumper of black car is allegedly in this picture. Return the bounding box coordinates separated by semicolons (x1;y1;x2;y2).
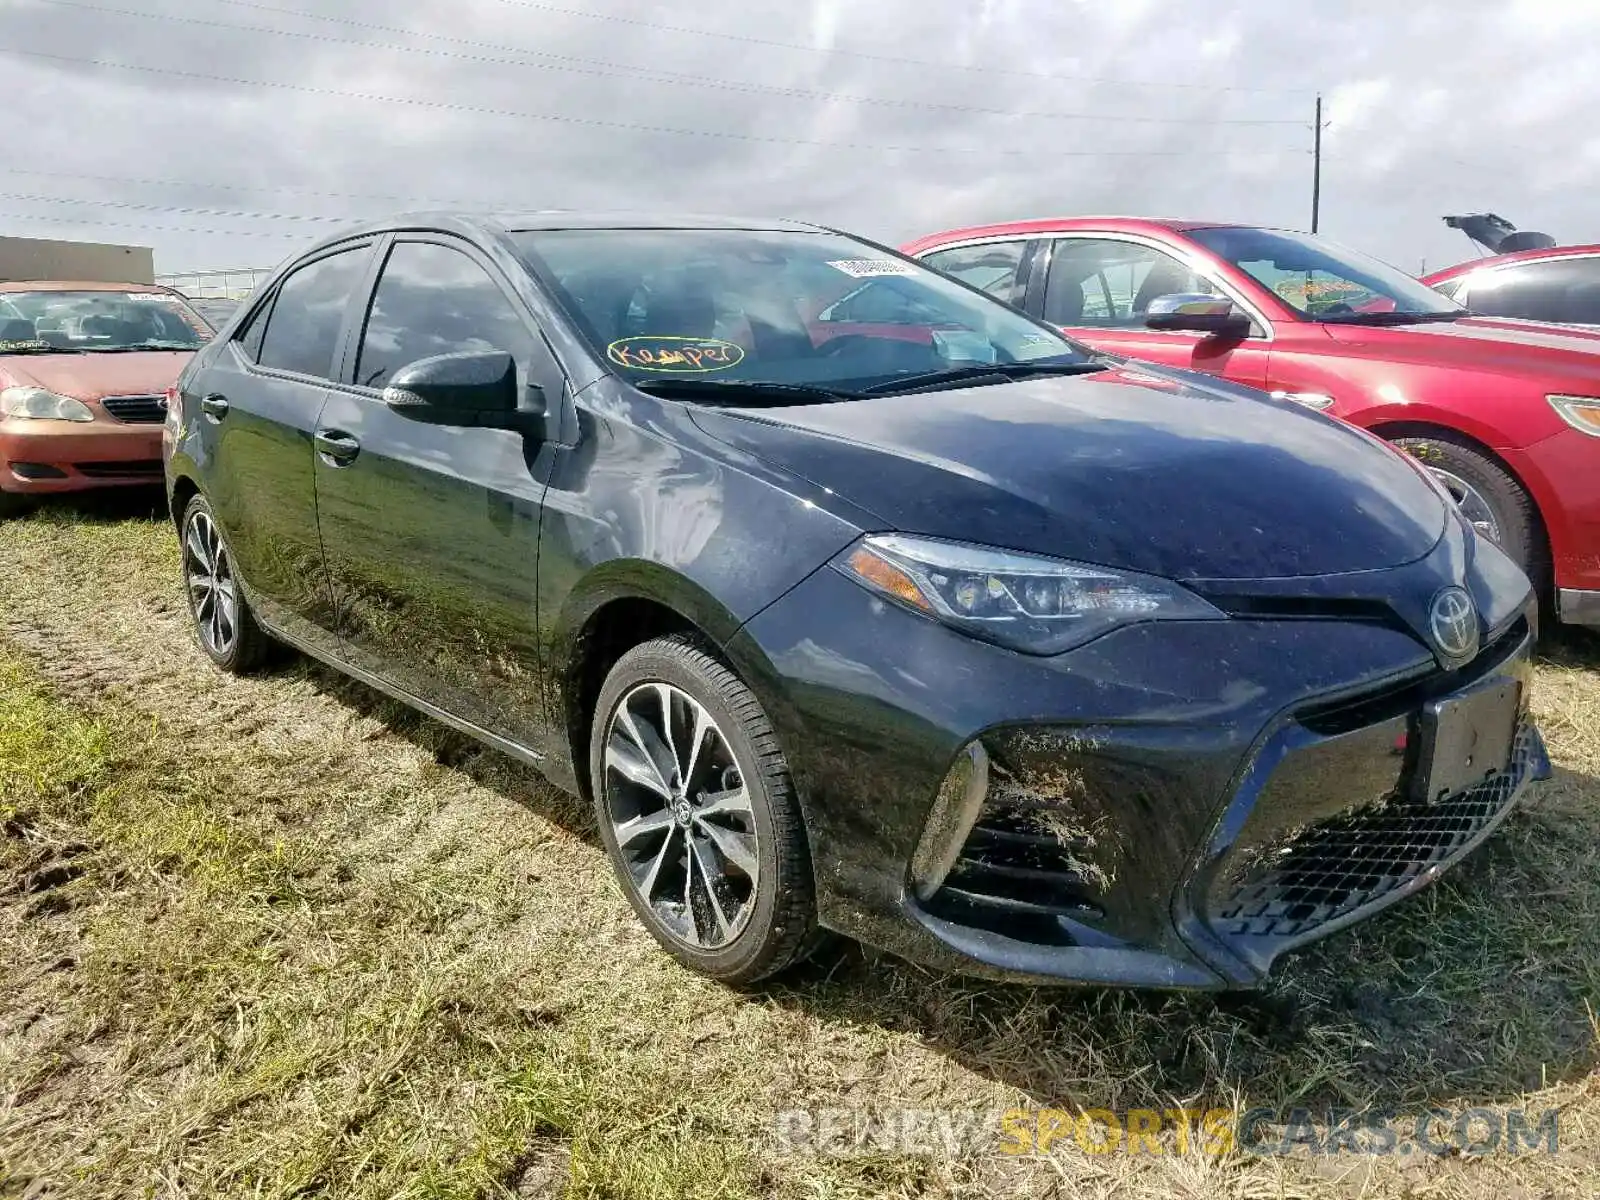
730;550;1546;990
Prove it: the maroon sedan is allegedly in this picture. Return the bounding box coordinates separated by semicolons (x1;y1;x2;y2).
903;218;1600;627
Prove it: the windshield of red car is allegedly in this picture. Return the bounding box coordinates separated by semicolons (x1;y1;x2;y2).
0;290;210;352
1189;227;1464;319
512;228;1088;389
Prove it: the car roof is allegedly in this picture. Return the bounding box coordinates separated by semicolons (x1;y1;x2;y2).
900;216;1264;253
314;210;829;243
0;279;175;293
1423;243;1600;284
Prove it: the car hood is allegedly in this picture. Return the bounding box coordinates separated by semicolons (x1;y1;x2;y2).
1320;315;1600;382
688;364;1448;581
0;351;194;400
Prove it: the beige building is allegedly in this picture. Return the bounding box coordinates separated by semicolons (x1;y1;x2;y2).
0;235;154;284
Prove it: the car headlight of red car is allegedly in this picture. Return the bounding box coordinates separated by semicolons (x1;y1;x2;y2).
0;386;94;422
1548;394;1600;436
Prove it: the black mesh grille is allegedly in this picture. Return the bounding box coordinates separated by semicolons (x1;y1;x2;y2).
100;394;166;424
1214;722;1538;940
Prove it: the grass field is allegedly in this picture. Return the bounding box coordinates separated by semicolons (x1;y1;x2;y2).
2;492;1599;1198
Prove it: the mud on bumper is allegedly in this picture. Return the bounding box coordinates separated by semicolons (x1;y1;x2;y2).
909;620;1547;989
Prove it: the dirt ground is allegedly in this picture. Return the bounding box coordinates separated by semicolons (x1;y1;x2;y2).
2;493;1598;1198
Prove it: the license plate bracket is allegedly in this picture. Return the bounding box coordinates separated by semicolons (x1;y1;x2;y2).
1412;677;1521;804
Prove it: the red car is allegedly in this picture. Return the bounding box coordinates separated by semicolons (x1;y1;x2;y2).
0;280;210;517
1424;244;1600;327
903;218;1600;627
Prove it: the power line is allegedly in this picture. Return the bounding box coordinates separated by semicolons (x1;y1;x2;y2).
0;166;496;208
483;0;1316;94
0;210;312;238
0;189;350;223
0;47;1308;159
37;0;1305;127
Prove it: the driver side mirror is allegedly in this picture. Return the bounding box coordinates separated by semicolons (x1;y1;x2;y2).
382;350;545;432
1145;294;1253;339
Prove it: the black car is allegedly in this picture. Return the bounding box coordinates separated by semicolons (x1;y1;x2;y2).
163;212;1549;988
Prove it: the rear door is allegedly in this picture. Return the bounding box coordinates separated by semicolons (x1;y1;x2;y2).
1034;235;1271;386
189;240;375;651
312;234;559;749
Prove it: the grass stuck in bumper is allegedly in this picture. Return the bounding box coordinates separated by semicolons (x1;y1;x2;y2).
1;495;1599;1199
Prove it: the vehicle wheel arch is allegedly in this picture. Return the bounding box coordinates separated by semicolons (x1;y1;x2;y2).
557;561;780;805
1367;418;1553;571
168;473;201;531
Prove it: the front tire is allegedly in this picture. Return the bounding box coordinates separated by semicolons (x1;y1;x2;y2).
179;494;272;674
1393;435;1545;583
590;635;820;985
0;488;34;519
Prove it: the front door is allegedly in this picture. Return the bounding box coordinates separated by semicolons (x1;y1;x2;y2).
312;236;557;749
1036;236;1272;386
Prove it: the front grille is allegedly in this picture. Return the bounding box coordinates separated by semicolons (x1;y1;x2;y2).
1213;722;1540;940
100;394;166;424
74;459;162;478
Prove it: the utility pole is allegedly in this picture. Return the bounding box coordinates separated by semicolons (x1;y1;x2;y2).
1311;93;1323;234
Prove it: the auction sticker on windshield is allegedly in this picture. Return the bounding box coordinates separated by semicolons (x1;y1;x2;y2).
607;336;746;372
826;259;919;278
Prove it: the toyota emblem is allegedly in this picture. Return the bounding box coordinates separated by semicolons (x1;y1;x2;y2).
1428;586;1479;664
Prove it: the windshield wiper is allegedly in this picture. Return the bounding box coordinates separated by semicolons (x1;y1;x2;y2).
1314;311;1472;325
83;341;202;353
0;343;84;354
633;378;864;406
861;359;1106;396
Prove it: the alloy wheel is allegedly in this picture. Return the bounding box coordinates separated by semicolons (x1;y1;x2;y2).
1429;466;1502;544
183;510;239;657
602;681;760;951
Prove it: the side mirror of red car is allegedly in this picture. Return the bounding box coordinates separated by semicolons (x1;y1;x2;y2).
1145;293;1253;339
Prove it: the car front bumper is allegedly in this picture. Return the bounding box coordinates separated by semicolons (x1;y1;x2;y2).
729;532;1546;990
0;417;164;493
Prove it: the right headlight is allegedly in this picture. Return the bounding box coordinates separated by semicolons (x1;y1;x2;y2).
832;533;1224;655
1548;394;1600;437
0;386;94;421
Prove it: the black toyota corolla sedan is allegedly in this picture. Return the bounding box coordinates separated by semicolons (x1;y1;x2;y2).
163;212;1548;989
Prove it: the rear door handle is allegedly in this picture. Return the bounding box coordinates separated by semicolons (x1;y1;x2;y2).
314;429;360;465
199;394;229;420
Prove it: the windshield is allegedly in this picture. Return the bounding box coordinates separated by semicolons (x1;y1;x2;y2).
511;228;1089;393
0;290;211;352
1188;227;1464;319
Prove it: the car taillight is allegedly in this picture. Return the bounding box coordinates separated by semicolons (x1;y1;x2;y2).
163;386;182;426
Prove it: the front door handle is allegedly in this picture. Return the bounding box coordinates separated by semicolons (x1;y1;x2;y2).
314;429;360;465
199;394;229;420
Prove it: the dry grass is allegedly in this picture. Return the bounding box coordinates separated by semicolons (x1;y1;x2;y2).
1;491;1598;1198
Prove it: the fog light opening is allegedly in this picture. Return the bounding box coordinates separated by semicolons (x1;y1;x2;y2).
909;741;991;901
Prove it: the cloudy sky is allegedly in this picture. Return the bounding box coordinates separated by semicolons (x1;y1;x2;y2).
0;0;1589;279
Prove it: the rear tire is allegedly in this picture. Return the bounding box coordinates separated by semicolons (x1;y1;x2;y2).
1393;435;1545;584
179;494;273;674
589;634;820;985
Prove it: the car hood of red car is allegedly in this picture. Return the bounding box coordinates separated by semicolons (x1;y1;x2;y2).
1320;316;1600;383
0;350;194;400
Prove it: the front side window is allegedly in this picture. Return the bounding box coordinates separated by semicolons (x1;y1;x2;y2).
355;241;533;389
921;241;1028;305
1044;239;1222;327
512;228;1086;392
1459;257;1600;324
0;289;209;354
1190;226;1462;321
258;246;370;379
